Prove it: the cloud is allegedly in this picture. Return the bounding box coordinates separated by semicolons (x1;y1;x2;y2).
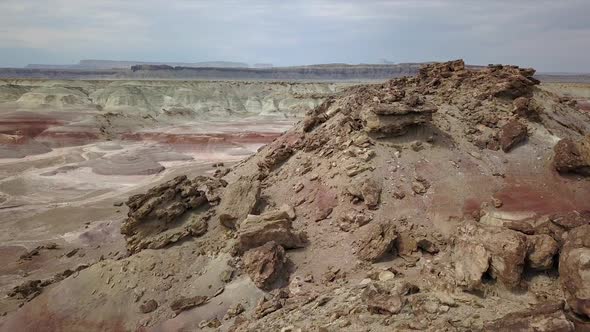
0;0;588;71
0;0;150;49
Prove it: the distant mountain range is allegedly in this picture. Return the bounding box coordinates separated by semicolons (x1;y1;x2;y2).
25;59;250;70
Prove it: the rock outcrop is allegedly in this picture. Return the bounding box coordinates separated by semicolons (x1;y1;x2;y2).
526;234;559;270
559;225;590;319
121;175;226;253
238;206;306;252
553;136;590;176
453;223;528;289
361;94;437;136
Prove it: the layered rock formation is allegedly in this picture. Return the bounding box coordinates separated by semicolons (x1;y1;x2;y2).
0;79;343;158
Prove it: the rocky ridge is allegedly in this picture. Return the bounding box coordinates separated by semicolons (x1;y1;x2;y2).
3;60;590;331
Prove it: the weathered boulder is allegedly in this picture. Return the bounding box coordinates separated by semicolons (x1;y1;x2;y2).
536;219;569;246
362;284;404;315
238;206;306;252
483;302;574;332
243;241;287;290
411;177;430;195
550;211;590;230
355;222;397;262
526;234;559;270
512;96;542;119
513;97;530;115
559;225;590;319
453;223;527;289
346;178;381;209
534;212;590;247
453;240;490;290
361;179;382;209
121;175;226;253
553;136;590;176
218;176;260;229
499;119;527;152
395;231;418;257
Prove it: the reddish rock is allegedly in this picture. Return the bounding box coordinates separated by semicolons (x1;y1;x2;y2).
535;219;569;246
513;97;530;115
243;241;287;290
499;119;527;152
550;211;590;230
315;187;337;221
505;220;535;235
553;137;590;176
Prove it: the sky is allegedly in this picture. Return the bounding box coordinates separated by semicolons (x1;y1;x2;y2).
0;0;589;72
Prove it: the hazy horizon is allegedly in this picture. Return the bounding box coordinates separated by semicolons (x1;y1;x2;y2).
1;0;589;72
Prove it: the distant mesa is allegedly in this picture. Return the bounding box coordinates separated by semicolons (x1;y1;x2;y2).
25;59;249;70
4;59;588;82
130;64;174;72
253;63;274;69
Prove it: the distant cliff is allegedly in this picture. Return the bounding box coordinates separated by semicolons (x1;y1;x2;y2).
125;63;426;80
1;63;426;80
3;62;582;82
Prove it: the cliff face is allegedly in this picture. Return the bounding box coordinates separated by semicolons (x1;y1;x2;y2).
0;79;348;157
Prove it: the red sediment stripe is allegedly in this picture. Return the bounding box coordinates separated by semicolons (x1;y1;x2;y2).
119;131;282;145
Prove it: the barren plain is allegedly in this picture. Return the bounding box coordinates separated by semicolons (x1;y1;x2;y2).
0;79;346;322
